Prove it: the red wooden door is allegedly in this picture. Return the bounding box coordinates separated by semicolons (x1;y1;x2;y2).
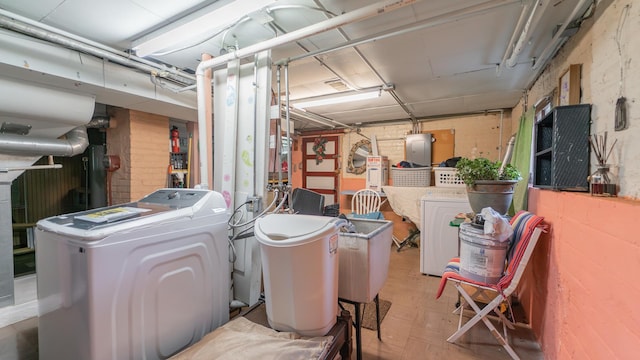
302;136;339;205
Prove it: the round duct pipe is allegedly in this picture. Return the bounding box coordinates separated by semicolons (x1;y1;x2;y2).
0;76;94;159
0;76;95;134
0;126;89;157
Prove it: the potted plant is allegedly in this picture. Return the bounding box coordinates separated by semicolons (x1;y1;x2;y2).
455;157;522;215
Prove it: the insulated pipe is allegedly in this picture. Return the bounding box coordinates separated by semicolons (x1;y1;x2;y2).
496;1;531;76
0;10;195;85
504;0;547;69
0;126;89;156
195;0;421;188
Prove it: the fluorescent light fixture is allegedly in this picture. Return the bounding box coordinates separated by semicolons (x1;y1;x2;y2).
132;0;277;57
287;108;336;128
292;88;381;109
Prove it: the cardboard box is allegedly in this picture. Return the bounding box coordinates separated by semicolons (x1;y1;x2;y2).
338;219;393;303
366;156;389;191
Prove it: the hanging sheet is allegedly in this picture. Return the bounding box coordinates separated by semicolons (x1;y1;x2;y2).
509;108;535;214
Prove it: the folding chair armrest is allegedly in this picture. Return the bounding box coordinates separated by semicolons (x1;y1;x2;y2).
448;278;499;293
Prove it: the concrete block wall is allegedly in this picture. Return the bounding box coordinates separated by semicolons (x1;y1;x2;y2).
512;1;640;358
340;111;513;180
527;189;640;359
512;0;639;199
107;108;169;204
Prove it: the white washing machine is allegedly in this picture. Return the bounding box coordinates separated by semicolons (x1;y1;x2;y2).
420;187;471;276
36;188;230;360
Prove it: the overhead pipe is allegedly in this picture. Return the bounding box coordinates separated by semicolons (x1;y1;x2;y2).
275;0;520;66
531;0;590;70
496;1;532;76
195;0;421;188
0;10;196;85
267;20;364;95
0;126;89;156
311;0;418;123
504;0;548;69
278;0;517;128
348;108;509;128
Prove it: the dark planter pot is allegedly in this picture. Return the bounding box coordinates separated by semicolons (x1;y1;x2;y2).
466;179;518;215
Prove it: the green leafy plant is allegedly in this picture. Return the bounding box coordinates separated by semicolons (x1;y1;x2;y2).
455;157;521;185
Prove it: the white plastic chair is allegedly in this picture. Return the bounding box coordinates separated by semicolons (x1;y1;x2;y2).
350;189;382;216
435;211;546;360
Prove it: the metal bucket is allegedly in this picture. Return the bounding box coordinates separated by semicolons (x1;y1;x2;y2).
458;222;509;284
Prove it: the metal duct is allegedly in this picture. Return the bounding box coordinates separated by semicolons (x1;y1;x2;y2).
0;76;96;134
86;116;110;128
0;126;89;156
0;78;93;311
0;76;95;163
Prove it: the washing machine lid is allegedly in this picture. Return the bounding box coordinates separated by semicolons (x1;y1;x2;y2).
255;214;341;247
37;188;227;240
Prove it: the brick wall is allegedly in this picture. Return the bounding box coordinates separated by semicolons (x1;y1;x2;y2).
106;108;169;203
128;111;169;200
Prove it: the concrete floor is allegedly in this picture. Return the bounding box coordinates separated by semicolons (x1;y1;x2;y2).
0;246;544;360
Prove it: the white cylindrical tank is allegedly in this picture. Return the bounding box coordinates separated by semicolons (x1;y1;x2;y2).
255;214;342;337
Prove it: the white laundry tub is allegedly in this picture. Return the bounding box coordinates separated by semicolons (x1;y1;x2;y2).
337;218;393;303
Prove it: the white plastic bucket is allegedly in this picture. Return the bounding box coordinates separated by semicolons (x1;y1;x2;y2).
458;222;509;284
254;214;341;337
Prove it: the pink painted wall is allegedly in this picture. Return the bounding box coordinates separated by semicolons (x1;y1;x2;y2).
524;188;640;359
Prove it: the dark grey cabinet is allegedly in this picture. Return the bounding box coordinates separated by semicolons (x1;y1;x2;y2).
533;104;591;191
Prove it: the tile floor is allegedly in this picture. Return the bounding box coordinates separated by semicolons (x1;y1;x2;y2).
0;246;543;360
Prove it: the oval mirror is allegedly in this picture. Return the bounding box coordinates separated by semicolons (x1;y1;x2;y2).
347;139;372;175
